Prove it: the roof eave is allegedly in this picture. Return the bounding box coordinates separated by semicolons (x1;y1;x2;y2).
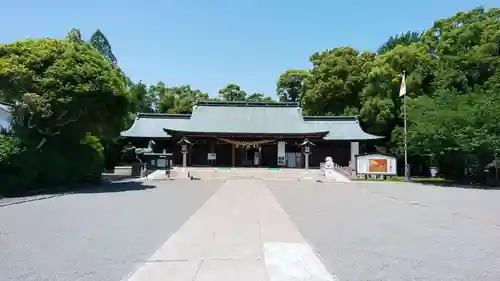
323;135;385;141
119;132;172;138
163;128;329;138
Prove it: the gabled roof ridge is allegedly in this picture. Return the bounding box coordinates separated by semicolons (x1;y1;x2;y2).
304;116;358;121
196;101;299;108
137;112;191;119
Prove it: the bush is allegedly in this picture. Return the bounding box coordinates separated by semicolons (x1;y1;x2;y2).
102;137;126;171
0;136;38;196
0;134;105;197
79;134;105;184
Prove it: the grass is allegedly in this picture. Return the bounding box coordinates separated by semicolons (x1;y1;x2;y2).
352;176;452;184
352;176;500;190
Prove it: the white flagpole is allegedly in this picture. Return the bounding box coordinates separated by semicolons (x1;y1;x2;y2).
403;71;409;181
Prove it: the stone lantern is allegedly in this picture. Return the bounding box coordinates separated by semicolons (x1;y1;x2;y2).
177;137;191;168
300;138;315;170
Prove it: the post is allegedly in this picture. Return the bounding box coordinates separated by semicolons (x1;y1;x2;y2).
305;153;309;170
350;142;359;169
403;79;409;181
232;144;236;167
181;143;188;171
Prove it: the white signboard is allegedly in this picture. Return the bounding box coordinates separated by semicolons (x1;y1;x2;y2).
277;141;286;166
207;153;216;160
356;154;397;175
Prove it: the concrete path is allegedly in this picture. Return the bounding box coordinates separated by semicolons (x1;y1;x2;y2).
124;179;336;281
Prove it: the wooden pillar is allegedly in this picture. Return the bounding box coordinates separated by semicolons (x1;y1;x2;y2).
231;144;235;167
350;141;359;169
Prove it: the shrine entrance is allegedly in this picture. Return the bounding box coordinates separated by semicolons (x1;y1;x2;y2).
224;138;275;167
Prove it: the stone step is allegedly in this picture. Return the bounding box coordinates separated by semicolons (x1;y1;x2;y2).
147;168;329;181
186;171;318;181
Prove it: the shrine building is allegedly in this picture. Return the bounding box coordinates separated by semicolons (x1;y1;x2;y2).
120;101;382;168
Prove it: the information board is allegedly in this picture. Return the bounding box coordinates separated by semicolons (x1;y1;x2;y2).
356;154;397;175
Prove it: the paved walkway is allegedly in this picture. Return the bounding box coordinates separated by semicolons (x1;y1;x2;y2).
124;179;336;281
145;167;351;182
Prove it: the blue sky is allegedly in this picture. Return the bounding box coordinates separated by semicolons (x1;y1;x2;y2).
1;1;496;98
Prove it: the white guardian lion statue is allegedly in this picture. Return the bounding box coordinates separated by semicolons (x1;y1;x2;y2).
324;156;335;179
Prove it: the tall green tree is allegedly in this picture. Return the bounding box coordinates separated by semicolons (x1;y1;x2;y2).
377;31;422;54
129;81;155;113
66;28;84;44
360;43;434;137
0;38;128;150
246;93;274;102
422;7;500;91
218;84;247;101
276;69;309;102
302;47;375;116
157;84;209;113
90;29;117;65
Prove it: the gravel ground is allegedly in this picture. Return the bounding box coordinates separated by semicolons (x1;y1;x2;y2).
268;181;500;281
3;179;500;281
0;179;221;281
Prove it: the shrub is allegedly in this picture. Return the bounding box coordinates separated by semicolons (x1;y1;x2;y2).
0;134;105;196
0;136;37;196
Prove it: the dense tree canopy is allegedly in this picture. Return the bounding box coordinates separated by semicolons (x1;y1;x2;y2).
302;47;374;116
218;83;247;101
156;84;210;113
276;69;308;103
296;7;500;181
0;37;129;193
377;31;422;54
246;93;274;102
0;38;128;149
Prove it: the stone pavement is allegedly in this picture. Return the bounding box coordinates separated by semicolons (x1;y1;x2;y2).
124;179;336;281
143;167;351;182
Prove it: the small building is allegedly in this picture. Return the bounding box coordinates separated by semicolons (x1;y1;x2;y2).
0;101;12;134
121;101;382;168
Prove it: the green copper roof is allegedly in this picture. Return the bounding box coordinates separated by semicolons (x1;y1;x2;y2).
120;102;382;140
303;116;382;140
120;113;191;138
164;101;327;136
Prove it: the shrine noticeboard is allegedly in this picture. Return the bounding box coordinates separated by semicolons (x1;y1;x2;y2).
356;154;397;175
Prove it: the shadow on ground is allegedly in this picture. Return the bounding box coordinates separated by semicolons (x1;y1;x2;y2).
416;181;500;190
75;181;156;194
0;181;157;207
